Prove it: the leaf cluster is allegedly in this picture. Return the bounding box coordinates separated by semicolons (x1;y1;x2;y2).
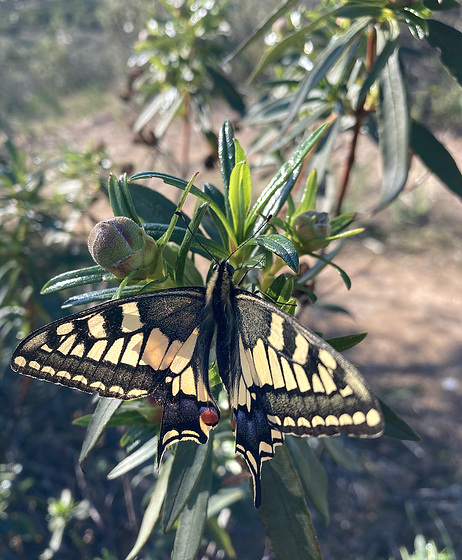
239;0;462;212
37;120;419;559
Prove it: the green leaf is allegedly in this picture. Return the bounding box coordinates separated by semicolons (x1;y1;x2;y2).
205;518;236;559
41;266;116;295
62;286;142;308
124;454;174;560
79;398;122;466
175;203;209;286
410;120;462;199
128;171;232;241
130;183;179;224
329;213;356;236
326;332;367;352
162;438;212;533
259;446;322;560
133;87;178;133
207;488;246;517
254;234;299;273
172;436;213;560
426;20;462;85
376;46;410;210
218;120;235;221
205;66;245;115
73;408;152;428
283;17;372;130
423;0;459;10
107;436;158;479
308;251;351;290
356;36;399;109
229;157;251;242
295;170;319;217
321;438;361;471
251;170;301;236
108;174;140;224
378;397;420;441
267;275;294;304
225;0;299;66
286;437;329;524
249;124;328;228
143;224;229;261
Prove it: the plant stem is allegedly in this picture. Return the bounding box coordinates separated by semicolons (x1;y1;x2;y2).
334;25;377;216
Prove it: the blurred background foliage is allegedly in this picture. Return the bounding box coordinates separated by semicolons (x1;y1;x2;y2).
1;0;461;559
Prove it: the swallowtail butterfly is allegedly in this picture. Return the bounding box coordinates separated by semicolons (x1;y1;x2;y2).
11;259;384;506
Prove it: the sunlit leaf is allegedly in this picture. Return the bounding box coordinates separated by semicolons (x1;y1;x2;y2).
107;436;158;479
79;398;122;465
254;234;299;273
376;46;410;210
125;455;174;560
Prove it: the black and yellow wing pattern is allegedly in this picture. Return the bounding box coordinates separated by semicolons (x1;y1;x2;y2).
11;260;384;506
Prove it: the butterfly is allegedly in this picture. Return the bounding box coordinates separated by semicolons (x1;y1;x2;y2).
11;258;384;506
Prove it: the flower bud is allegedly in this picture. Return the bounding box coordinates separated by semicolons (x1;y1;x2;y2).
88;217;158;280
293;211;331;252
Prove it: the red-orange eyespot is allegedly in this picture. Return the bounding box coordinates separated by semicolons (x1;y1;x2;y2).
200;407;219;426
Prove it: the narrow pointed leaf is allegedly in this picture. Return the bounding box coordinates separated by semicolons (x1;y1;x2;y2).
308;251;351;290
62;286;142;308
205;518;237;559
283;17;371;130
176;203;209;286
426;20;462;85
250;169;301;236
108;174;140;224
322;438;361;471
356;37;399;108
330;213;356;235
108;436;158;479
229;159;251;241
249;124;328;226
130;183;179;224
411;120;462;199
125;455;174;560
378;397;420;441
133;88;177;133
225;0;299;66
162;438;212;533
41;266;116;295
218;120;235;220
79;398;122;465
259;446;322;560
172;438;212;560
327;332;367;352
129;171;231;237
286;437;329;524
376;47;410;210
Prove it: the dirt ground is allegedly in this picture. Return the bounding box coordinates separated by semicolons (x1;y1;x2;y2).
24;103;462;559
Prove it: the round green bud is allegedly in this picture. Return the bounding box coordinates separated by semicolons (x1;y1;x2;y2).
88;217;158;280
293;211;331;252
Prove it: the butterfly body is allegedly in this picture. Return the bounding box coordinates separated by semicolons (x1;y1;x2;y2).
11;259;383;506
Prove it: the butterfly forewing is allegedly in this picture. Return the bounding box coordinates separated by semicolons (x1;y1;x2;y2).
11;287;220;455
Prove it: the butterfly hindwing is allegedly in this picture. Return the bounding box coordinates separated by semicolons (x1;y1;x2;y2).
11;287;220;454
230;290;384;504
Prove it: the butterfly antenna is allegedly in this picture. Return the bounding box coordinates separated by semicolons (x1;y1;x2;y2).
229;214;273;261
174;211;219;264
